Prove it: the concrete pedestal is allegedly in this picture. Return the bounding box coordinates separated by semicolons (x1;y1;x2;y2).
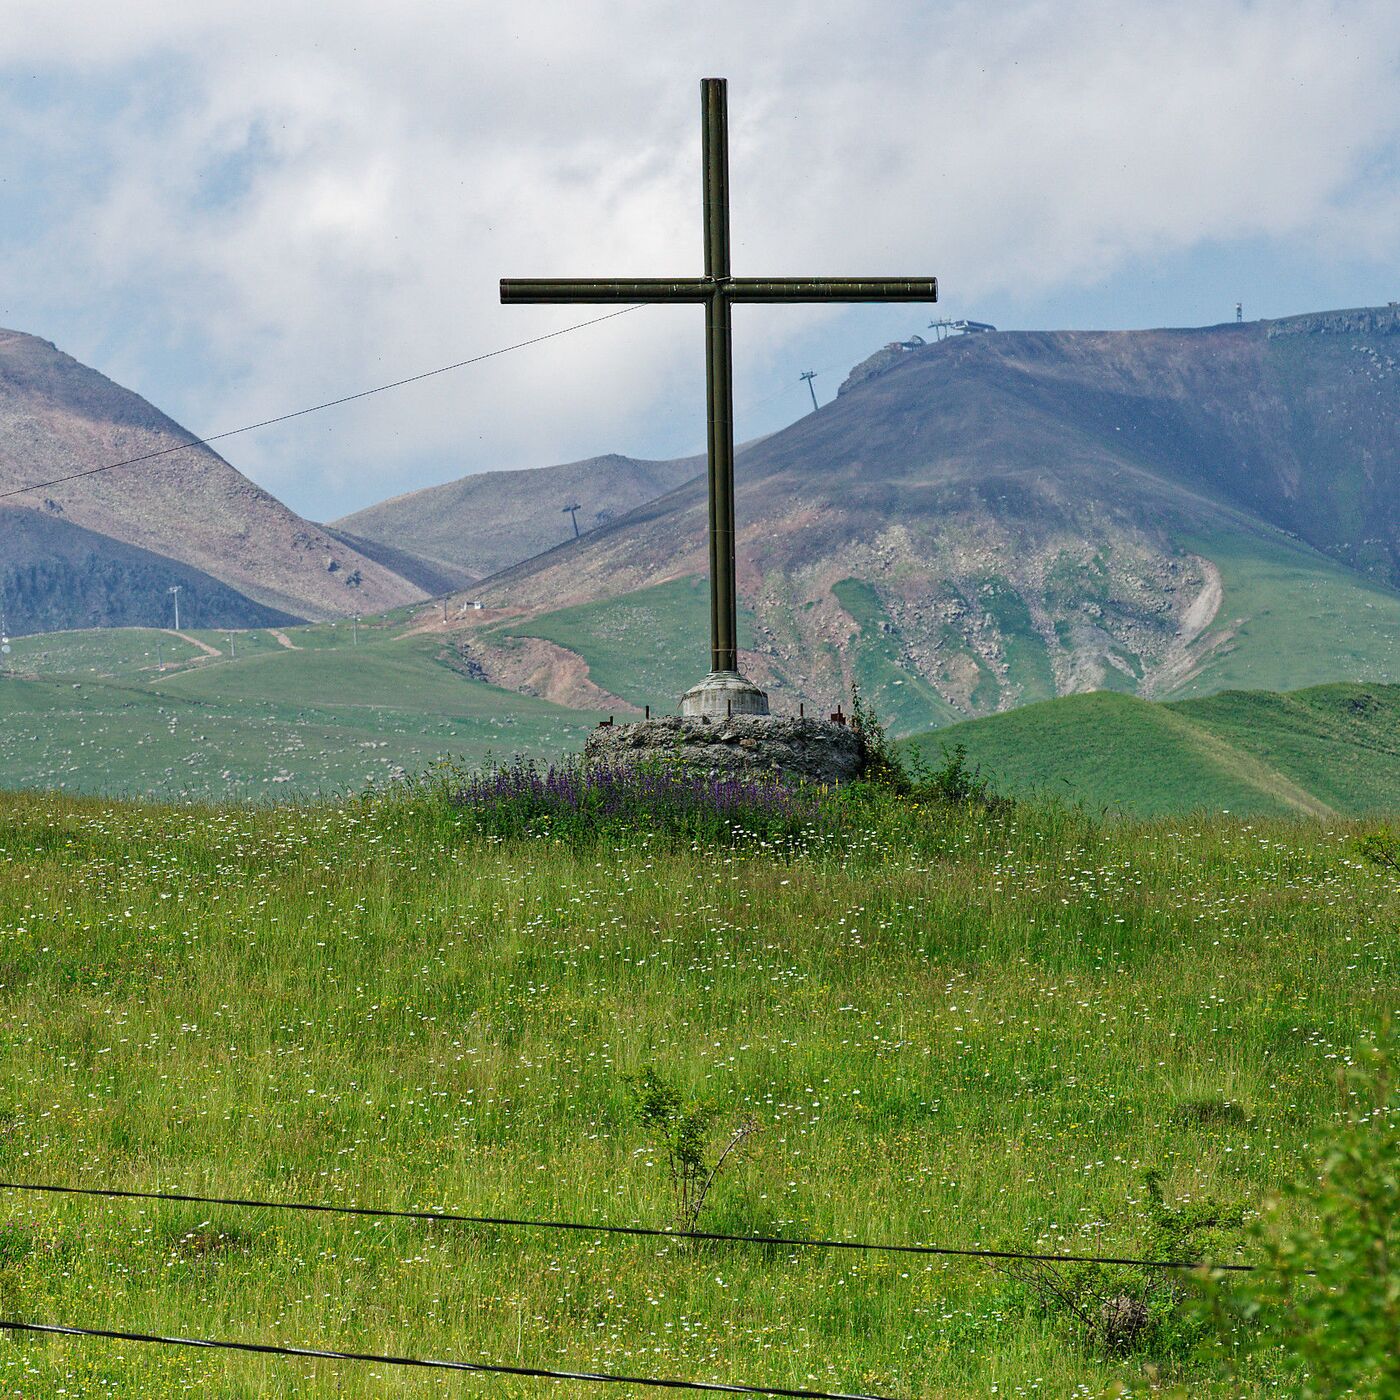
680;670;770;718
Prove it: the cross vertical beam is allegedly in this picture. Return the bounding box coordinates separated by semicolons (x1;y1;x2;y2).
702;78;737;674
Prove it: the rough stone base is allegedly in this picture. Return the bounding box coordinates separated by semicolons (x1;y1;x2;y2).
583;715;866;786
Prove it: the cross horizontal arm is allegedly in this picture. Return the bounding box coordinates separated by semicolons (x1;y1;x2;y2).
500;276;937;305
725;277;938;303
500;279;711;303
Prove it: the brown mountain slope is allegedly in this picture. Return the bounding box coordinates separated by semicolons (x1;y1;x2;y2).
466;307;1400;729
331;451;705;578
0;328;426;624
0;503;300;633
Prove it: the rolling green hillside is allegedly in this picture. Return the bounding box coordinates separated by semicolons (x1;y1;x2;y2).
0;624;599;800
1167;530;1400;697
906;682;1400;818
472;523;1400;736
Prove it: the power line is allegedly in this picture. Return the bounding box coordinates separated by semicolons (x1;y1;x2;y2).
0;307;642;504
0;1318;901;1400
0;1179;1257;1272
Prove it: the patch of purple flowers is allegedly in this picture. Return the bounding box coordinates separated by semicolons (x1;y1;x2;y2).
451;759;823;842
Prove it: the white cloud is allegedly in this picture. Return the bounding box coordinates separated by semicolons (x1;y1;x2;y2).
2;0;1399;517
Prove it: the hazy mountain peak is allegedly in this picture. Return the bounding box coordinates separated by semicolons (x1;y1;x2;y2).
0;328;429;630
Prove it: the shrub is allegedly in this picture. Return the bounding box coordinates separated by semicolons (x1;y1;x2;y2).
1204;1038;1399;1397
996;1169;1244;1367
1356;827;1400;872
848;687;910;792
908;741;1000;807
624;1068;758;1231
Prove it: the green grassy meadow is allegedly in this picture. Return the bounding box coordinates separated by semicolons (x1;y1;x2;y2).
0;626;599;800
907;682;1400;819
0;785;1393;1396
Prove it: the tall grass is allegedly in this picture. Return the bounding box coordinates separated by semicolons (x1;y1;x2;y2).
0;779;1392;1396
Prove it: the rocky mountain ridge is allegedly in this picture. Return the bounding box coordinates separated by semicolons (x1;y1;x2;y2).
458;306;1400;729
331;450;707;579
0;328;428;632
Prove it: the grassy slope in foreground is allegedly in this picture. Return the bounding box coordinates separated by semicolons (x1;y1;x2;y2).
907;682;1400;818
0;627;598;799
0;790;1389;1397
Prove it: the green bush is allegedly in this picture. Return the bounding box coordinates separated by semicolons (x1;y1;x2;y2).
1205;1038;1399;1397
996;1170;1244;1368
624;1068;758;1231
908;741;1002;807
848;687;910;792
1356;827;1400;872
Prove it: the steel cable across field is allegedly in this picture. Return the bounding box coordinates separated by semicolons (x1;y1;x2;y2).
0;1318;902;1400
0;1179;1258;1272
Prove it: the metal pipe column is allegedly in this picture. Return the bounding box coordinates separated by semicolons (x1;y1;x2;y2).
702;77;737;675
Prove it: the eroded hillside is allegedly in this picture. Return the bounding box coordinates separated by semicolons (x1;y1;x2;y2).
458;307;1400;729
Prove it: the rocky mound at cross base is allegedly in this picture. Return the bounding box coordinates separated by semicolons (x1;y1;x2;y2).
583;715;866;785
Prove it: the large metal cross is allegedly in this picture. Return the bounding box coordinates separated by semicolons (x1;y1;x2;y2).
502;78;938;717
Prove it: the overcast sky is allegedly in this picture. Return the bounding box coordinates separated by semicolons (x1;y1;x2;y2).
2;1;1399;520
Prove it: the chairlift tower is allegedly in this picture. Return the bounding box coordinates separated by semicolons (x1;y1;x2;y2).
562;503;582;538
800;369;819;411
167;584;181;631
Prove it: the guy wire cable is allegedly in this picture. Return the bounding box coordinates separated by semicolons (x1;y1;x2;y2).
0;1179;1258;1272
0;1318;903;1400
0;306;642;503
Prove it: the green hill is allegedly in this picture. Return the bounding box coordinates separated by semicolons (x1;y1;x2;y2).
906;682;1400;817
1167;529;1400;699
0;623;600;800
491;574;756;717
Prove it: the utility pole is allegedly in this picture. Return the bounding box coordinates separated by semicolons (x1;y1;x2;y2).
562;503;581;538
800;370;819;412
227;631;235;661
168;584;181;631
352;614;359;647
